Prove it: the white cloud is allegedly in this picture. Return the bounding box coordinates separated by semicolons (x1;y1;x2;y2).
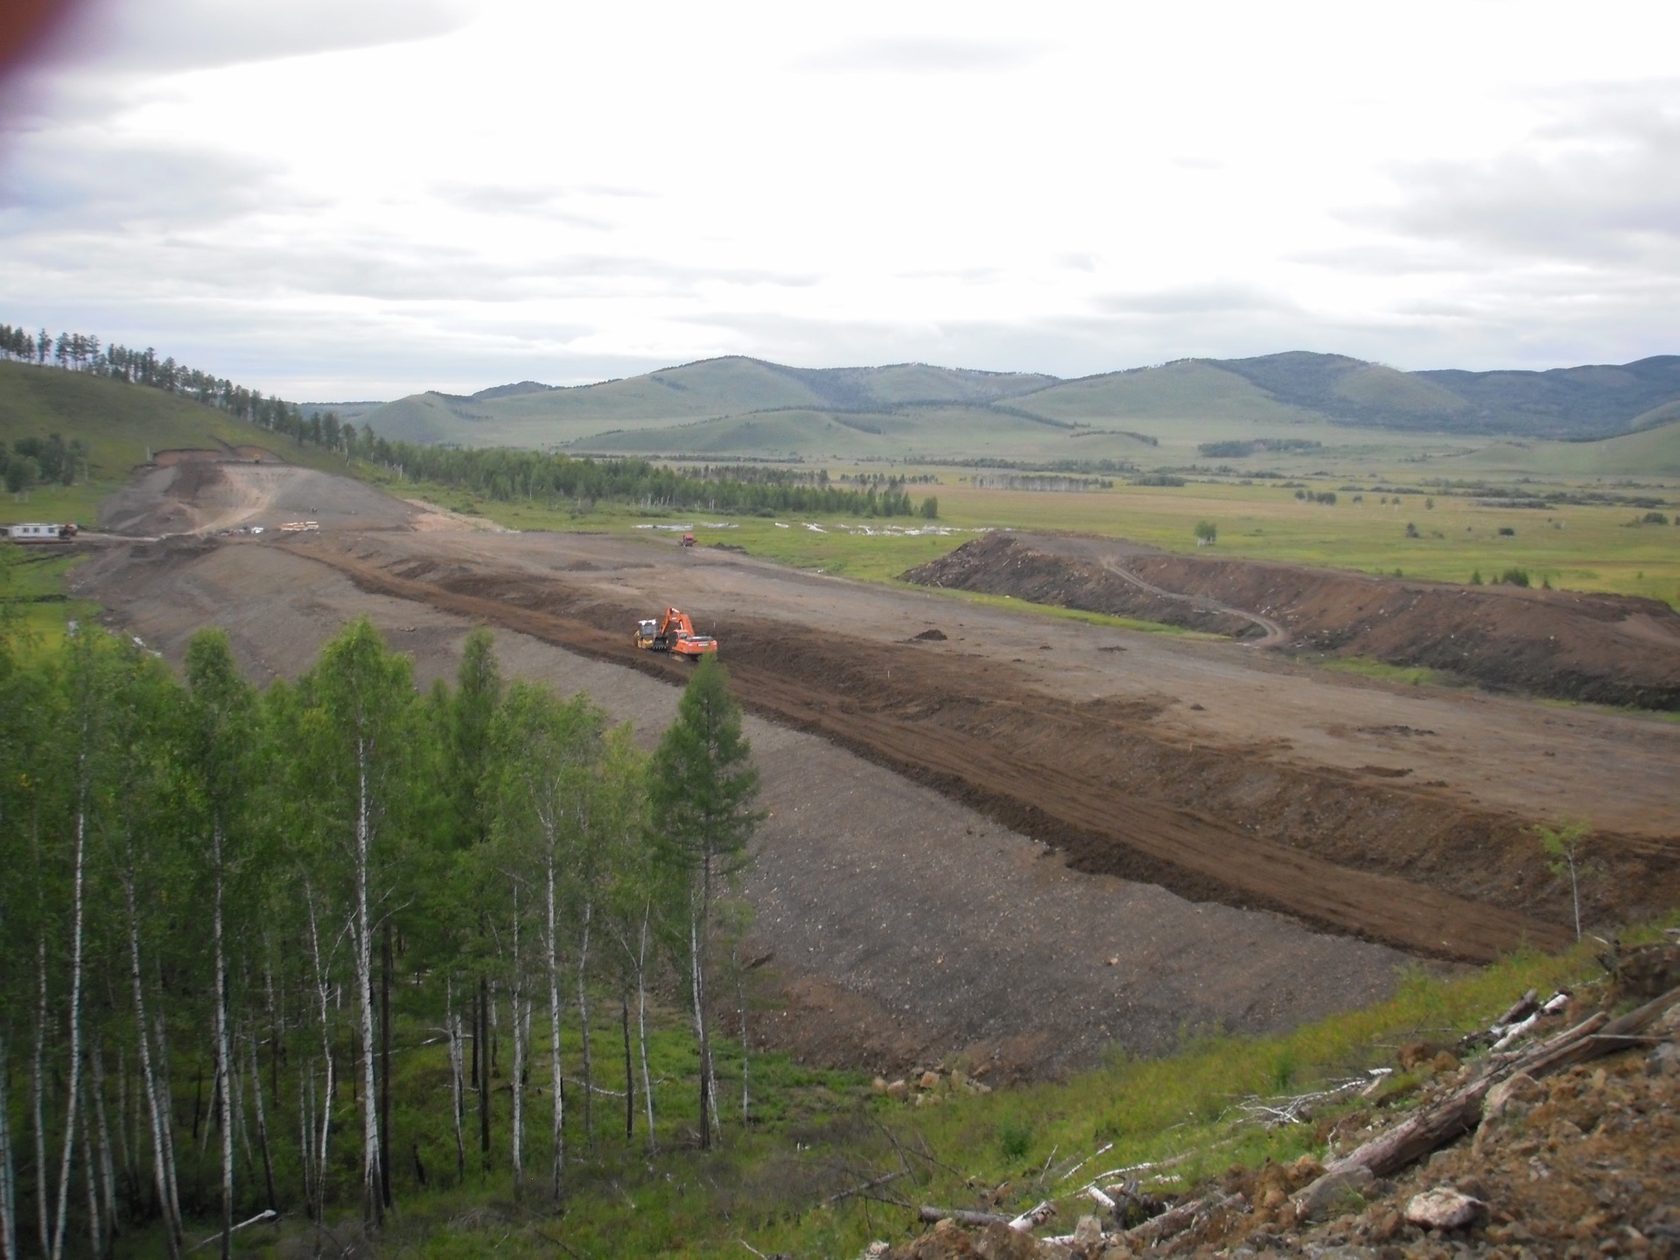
1;0;1678;397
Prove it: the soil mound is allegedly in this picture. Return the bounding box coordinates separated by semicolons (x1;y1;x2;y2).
99;459;419;537
907;534;1680;709
904;533;1262;639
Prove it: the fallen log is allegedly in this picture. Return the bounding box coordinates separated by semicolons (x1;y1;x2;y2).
186;1210;277;1255
1325;984;1679;1181
915;1199;1057;1233
1125;1192;1246;1244
916;1206;1010;1229
1007;1200;1056;1231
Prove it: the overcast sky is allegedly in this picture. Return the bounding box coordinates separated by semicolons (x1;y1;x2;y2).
2;0;1676;400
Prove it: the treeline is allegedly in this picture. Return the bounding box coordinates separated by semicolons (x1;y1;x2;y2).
969;473;1115;492
0;609;762;1257
1197;438;1322;458
2;322;329;453
384;443;938;519
3;320;937;518
2;434;91;495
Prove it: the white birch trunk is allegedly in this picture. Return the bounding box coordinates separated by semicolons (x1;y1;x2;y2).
635;911;656;1151
212;820;234;1260
545;855;564;1200
231;1041;254;1181
49;792;88;1260
353;749;382;1231
90;1040;118;1242
298;1069;314;1218
509;885;524;1195
575;901;595;1146
693;847;721;1149
123;865;180;1259
78;1078;99;1260
688;904;716;1150
246;1034;275;1207
304;888;335;1222
115;1045;132;1209
151;1008;184;1242
446;980;465;1182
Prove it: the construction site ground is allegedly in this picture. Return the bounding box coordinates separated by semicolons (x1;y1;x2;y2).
74;461;1680;1081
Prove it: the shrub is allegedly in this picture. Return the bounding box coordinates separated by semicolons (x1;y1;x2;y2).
997;1119;1034;1162
1497;526;1516;536
1498;567;1530;587
1404;522;1419;538
1194;520;1218;544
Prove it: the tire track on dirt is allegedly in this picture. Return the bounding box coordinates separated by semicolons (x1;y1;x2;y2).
1100;558;1288;646
294;539;1569;963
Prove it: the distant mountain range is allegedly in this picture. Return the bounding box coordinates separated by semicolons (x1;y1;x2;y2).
322;352;1680;463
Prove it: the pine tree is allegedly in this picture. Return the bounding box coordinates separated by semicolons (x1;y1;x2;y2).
648;659;762;1150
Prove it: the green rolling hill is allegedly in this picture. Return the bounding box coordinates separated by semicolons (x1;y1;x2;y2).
1418;355;1680;437
1448;416;1680;477
346;351;1680;464
1007;359;1320;427
354;357;1062;449
574;403;1160;462
0;360;344;484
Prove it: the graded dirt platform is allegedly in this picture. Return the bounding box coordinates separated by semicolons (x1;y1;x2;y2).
74;461;1680;1078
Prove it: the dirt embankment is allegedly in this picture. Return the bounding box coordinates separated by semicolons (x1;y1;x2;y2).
73;460;1680;1076
906;533;1680;710
292;535;1680;963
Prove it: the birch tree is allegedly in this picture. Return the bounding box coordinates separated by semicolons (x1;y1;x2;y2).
447;629;502;1172
183;630;258;1260
0;554;45;1260
598;728;660;1151
98;644;187;1259
304;619;416;1233
488;683;606;1198
648;658;762;1151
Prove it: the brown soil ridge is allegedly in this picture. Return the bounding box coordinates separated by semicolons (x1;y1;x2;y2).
906;533;1680;710
291;536;1587;963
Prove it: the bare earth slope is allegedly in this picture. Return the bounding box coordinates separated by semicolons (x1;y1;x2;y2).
908;533;1680;709
71;462;1680;1079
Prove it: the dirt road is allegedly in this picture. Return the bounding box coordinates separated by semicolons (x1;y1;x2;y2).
75;461;1680;1077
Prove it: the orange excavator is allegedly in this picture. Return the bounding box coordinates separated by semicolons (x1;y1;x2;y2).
633;607;718;658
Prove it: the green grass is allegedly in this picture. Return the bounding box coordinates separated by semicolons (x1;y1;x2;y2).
0;550;95;650
0;360;352;528
211;927;1644;1259
1321;656;1448;687
375;460;1680;612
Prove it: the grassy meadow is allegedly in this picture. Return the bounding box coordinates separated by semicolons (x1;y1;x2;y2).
382;463;1680;608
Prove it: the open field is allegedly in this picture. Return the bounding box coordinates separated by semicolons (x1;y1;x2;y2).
69;458;1680;1087
371;463;1680;607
